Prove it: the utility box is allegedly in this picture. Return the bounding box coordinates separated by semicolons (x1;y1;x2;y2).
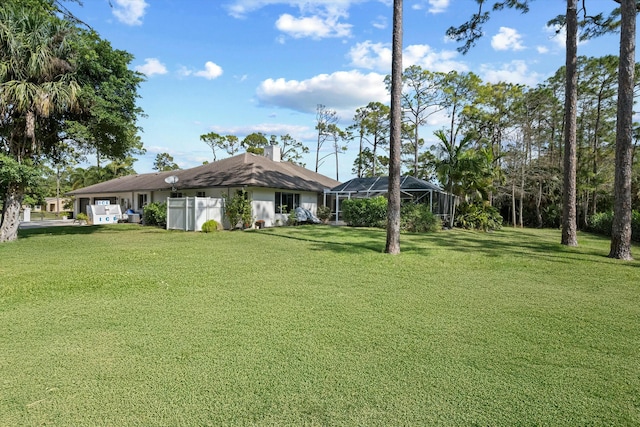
23;208;31;222
87;204;122;225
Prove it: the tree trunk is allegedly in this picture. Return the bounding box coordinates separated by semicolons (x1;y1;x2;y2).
561;0;578;246
385;0;402;255
512;182;516;227
609;0;636;260
0;185;24;243
536;181;543;228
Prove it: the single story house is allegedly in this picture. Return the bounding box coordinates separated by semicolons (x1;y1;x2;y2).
67;146;340;228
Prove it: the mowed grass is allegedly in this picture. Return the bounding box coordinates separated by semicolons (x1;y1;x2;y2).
1;224;639;426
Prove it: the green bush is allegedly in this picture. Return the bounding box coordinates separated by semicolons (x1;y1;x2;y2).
400;203;442;233
455;202;503;231
201;219;220;233
316;205;332;223
76;213;88;223
589;211;640;242
341;196;388;227
287;208;298;226
143;202;167;228
223;190;252;229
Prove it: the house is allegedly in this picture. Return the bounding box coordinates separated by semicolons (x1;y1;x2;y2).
67;146;340;228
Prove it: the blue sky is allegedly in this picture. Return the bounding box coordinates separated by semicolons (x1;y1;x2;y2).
66;0;625;181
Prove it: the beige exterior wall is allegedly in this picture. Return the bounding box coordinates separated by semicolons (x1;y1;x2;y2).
73;186;322;228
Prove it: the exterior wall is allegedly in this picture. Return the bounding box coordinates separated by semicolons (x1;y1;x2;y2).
44;197;72;213
251;188;277;227
301;193;317;212
73;186;322;228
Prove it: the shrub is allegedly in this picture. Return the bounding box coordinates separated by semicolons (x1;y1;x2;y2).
589;211;640;242
316;205;332;223
400;203;442;233
143;202;167;228
223;190;252;229
341;196;387;227
455;202;503;231
588;211;613;236
76;213;88;223
201;219;220;233
287;208;298;226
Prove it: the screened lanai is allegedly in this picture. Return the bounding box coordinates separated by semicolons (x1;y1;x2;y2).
324;176;457;223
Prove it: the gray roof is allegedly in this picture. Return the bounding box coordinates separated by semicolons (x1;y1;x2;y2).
68;153;340;195
329;176;445;194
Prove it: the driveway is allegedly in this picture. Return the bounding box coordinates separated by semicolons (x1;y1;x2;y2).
19;219;84;229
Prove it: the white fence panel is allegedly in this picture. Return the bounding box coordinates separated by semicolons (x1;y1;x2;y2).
167;197;224;231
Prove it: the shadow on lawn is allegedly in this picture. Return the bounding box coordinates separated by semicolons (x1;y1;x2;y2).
259;225;639;266
259;226;389;254
18;224;146;239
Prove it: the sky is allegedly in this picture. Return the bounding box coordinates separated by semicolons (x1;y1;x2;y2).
64;0;626;181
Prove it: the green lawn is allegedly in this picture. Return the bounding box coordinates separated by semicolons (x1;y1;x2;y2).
1;225;639;425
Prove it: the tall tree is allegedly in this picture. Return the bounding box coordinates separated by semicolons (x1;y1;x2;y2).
350;102;390;177
242;132;269;155
315;104;339;173
274;134;309;166
153;152;180;171
389;66;445;176
561;0;579;246
326;124;347;181
385;0;402;255
1;2;80;241
609;0;637;260
0;1;144;242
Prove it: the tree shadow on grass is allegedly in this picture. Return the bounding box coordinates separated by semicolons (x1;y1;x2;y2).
258;226;386;254
18;224;148;239
412;228;640;267
258;225;639;267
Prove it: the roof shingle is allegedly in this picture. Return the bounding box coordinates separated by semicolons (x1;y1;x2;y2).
68;153;340;195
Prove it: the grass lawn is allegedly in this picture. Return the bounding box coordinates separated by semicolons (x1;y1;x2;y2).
1;224;639;425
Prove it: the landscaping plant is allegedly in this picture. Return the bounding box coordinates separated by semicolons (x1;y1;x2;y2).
142;201;167;228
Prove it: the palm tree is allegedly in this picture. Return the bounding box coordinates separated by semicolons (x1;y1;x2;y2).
433;129;487;227
0;2;80;242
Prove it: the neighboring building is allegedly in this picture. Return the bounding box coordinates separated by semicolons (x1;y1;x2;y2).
44;197;72;214
67;147;340;228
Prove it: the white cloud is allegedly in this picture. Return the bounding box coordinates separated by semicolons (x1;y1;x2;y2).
491;27;525;51
428;0;450;14
536;45;549;54
227;0;391;39
411;0;449;13
194;61;224;80
276;13;352;39
542;23;588;52
256;70;389;115
135;58;168;76
177;62;224;79
371;15;387;30
112;0;148;26
480;60;542;86
208;123;310;138
348;41;467;73
225;0;377;18
544;23;567;50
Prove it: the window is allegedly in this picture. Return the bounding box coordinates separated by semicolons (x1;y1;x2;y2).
138;194;148;209
275;192;300;213
196;191;206;197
